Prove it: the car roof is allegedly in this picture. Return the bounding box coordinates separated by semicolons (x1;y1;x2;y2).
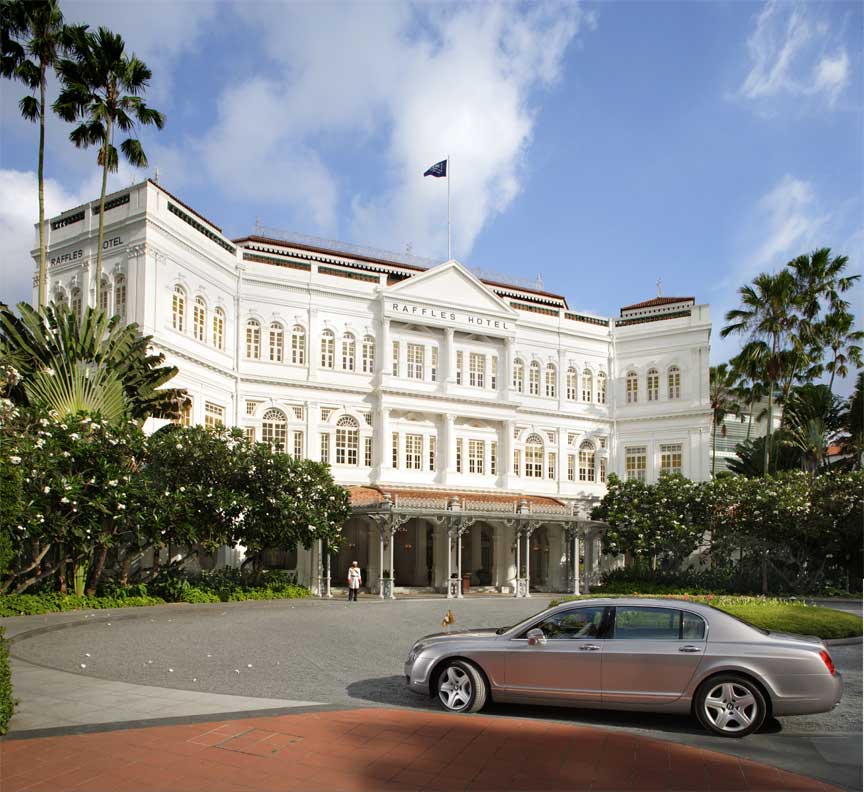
550;597;718;616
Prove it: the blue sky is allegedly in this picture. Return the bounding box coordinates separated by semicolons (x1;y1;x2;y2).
1;0;861;391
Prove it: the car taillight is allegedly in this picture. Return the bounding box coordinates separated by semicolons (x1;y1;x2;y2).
819;650;836;676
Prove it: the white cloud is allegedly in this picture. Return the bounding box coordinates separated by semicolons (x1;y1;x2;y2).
196;1;589;254
738;1;850;109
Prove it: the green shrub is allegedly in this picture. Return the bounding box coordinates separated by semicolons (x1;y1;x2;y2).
0;626;12;735
0;593;164;617
225;584;309;602
180;587;220;604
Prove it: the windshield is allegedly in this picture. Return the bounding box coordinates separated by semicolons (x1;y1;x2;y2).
494;605;554;636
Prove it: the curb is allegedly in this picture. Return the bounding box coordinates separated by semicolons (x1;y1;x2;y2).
824;636;863;647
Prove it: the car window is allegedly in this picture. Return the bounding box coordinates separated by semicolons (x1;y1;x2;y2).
613;607;682;640
682;611;707;640
526;607;608;640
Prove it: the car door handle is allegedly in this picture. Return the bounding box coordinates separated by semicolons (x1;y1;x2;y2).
579;644;601;651
679;645;702;653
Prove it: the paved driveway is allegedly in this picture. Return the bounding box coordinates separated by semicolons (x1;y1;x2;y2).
6;597;863;790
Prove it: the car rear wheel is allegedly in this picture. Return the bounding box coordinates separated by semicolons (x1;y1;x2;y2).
695;674;767;738
435;660;487;713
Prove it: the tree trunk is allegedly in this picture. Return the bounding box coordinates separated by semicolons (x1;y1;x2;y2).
764;381;775;475
745;399;755;441
37;64;47;309
0;543;52;593
58;542;67;595
119;554;132;587
94;121;112;309
761;550;768;595
85;543;109;597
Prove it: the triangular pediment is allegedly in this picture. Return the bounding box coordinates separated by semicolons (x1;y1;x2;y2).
389;260;516;316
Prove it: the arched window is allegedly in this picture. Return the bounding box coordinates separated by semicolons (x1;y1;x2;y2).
172;286;186;332
513;359;524;393
71;287;82;320
212;307;225;351
545;364;557;398
525;433;544;478
582;369;593;402
269;322;284;362
528;361;540;395
335;415;359;465
647;368;659;401
53;289;67;309
320;329;335;368
362;335;375;373
99;277;110;313
579;441;596;482
291;325;306;365
668;365;681;399
193;297;206;342
597;371;607;404
114;274;126;321
626;370;638;404
566;368;577;401
245;319;261;359
261;408;287;451
341;332;356;371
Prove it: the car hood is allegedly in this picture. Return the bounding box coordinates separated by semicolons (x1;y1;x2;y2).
414;628;500;647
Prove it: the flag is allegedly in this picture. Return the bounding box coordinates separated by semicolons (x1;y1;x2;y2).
424;159;447;178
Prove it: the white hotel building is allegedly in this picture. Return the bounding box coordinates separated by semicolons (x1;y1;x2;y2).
34;179;713;597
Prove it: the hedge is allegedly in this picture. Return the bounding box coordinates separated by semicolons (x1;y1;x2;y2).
0;626;12;735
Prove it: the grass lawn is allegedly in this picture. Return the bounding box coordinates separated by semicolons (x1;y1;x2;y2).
549;594;862;640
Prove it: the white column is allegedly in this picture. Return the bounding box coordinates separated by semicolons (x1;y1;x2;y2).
514;529;521;598
305;400;318;461
557;348;566;412
446;528;454;598
557;430;568;495
307;307;318;382
503;336;514;401
378;527;385;598
502;420;514;488
572;530;581;595
444;414;456;475
444;327;456;384
380;317;392;375
584;532;592;593
456;530;463;599
524;531;531;598
388;531;395;599
325;545;332;598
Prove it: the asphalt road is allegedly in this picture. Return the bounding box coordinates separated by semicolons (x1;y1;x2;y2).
10;596;864;790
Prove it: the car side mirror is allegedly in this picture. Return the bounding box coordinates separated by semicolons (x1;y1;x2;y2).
527;628;546;646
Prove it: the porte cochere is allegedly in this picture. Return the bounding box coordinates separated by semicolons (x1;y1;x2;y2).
298;487;609;598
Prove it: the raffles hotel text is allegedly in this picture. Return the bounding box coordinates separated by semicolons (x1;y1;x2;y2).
33;180;713;598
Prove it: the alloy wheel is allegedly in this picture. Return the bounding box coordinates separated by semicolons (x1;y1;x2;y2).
438;665;473;711
703;681;759;734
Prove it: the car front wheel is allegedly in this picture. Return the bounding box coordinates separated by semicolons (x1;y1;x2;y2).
435;660;487;713
695;675;767;737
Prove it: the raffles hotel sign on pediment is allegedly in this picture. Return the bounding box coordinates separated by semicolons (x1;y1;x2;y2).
385;300;515;333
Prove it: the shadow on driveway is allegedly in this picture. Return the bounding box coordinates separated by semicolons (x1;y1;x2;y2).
345;675;784;738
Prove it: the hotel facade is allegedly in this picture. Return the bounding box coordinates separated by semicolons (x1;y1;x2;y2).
33;179;713;597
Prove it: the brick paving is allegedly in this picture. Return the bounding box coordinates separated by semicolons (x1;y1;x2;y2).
0;708;841;792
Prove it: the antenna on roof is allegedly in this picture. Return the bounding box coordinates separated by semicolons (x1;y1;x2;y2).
153;167;159;184
656;278;663;297
255;217;262;234
535;273;544;290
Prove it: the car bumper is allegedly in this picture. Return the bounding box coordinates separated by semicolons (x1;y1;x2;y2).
404;657;434;695
772;671;843;716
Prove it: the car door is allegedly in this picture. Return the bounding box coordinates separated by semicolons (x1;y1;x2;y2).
504;606;612;703
602;606;707;705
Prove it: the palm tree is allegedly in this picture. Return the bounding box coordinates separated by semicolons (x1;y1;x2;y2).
788;248;860;320
781;384;842;474
1;1;81;308
820;310;864;391
730;341;769;440
0;301;185;423
722;270;801;475
53;26;164;307
709;364;740;476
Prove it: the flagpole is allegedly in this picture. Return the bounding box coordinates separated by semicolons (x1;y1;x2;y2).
447;154;451;261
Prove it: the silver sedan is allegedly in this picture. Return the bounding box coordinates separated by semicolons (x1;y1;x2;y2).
404;597;843;737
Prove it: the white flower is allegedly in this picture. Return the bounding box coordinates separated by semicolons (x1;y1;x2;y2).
176;443;183;450
117;503;126;510
108;480;118;487
8;455;21;465
69;433;79;441
62;451;71;458
61;496;70;504
179;486;185;492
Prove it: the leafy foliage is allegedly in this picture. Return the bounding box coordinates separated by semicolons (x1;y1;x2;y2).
0;303;184;423
0;626;11;735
